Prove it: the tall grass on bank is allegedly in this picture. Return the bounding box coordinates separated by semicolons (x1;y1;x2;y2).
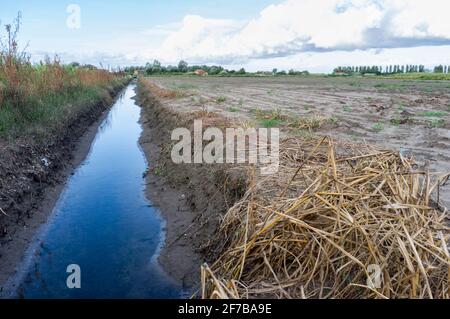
0;13;124;138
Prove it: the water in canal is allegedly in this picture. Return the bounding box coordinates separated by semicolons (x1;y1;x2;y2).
17;85;180;298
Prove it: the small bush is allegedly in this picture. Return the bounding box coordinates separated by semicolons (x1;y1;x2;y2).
216;96;226;103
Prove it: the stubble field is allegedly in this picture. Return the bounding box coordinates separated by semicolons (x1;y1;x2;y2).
148;75;450;207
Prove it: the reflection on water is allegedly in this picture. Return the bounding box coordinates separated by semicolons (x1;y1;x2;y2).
19;85;180;298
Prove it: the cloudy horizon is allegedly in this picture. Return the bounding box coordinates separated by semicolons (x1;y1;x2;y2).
1;0;450;72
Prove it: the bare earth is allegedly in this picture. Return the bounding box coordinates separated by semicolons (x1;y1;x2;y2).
147;75;450;209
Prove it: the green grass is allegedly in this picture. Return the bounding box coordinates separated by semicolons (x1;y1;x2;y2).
329;117;339;125
252;107;285;128
251;108;284;120
260;118;281;127
342;105;352;112
390;117;404;125
227;107;239;112
372;122;384;132
427;119;445;128
0;84;118;139
381;72;450;81
349;81;361;87
350;133;360;142
153;164;166;176
216;96;227;103
418;111;447;117
396;105;405;113
420;87;435;93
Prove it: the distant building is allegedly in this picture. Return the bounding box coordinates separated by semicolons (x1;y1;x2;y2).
194;69;208;76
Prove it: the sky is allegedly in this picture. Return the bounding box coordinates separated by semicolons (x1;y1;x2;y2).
1;0;450;72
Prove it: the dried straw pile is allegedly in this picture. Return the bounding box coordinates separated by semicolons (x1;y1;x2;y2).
201;136;449;299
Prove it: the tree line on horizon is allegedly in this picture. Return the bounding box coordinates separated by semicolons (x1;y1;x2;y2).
123;60;309;76
123;60;450;76
333;64;450;75
124;60;242;75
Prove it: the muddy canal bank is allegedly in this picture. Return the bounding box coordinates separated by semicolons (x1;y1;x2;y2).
3;84;180;298
136;79;248;292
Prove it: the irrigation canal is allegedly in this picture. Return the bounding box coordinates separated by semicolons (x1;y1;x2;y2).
14;85;181;298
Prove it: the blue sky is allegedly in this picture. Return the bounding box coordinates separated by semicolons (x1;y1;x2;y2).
1;0;450;71
1;0;277;53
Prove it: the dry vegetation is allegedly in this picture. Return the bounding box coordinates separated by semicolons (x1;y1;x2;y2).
0;14;125;137
201;137;449;299
0;56;117;108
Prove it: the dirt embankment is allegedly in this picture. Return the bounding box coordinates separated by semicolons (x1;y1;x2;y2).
136;80;247;292
0;79;130;292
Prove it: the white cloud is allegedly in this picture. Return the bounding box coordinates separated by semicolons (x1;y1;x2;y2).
389;0;450;39
137;0;450;64
141;22;183;37
131;15;245;63
33;0;450;70
237;45;450;73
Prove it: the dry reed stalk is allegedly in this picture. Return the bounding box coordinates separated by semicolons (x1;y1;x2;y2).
202;136;449;299
287;115;328;131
